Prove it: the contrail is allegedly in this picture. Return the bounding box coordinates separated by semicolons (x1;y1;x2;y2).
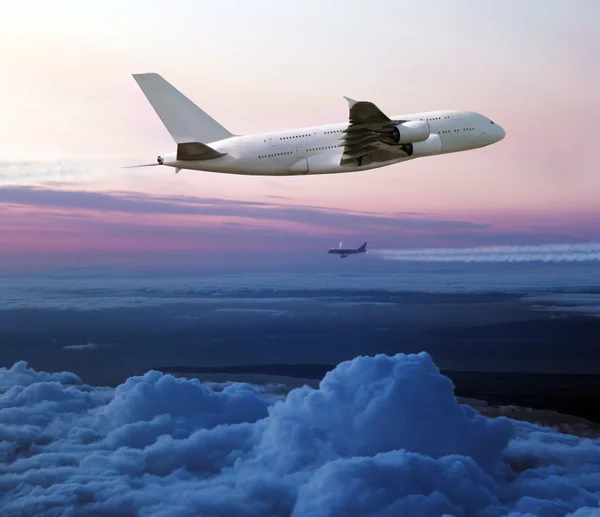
372;242;600;263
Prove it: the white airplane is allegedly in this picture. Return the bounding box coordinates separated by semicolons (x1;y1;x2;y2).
128;73;505;176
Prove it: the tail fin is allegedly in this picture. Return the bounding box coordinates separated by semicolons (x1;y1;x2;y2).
358;242;367;251
132;73;234;144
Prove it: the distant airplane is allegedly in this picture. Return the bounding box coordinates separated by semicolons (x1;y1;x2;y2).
328;241;368;258
126;73;505;176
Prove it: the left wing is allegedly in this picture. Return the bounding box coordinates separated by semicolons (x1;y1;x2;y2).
340;97;411;166
345;97;393;125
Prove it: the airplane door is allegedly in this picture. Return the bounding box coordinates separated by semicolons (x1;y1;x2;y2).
480;122;487;134
269;136;279;146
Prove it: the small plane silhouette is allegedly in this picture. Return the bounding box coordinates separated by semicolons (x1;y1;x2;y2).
327;241;367;258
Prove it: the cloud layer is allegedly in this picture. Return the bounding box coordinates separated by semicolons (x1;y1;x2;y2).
0;184;487;238
1;352;599;516
524;293;600;318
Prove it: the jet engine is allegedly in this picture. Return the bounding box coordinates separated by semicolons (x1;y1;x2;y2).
390;121;430;144
404;133;442;158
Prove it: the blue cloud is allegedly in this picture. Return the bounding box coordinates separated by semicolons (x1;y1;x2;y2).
0;352;599;516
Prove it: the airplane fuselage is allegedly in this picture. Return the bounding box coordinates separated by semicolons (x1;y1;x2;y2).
159;110;505;176
328;250;365;258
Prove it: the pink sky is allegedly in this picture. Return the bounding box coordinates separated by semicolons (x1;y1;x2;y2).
0;1;599;271
1;185;597;273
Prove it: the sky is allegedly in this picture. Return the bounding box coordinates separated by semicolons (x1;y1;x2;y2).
1;0;599;272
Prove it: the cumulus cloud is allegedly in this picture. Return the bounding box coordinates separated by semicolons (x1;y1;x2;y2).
1;352;599;516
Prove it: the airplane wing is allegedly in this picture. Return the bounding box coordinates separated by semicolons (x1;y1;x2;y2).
340;97;411;166
345;97;392;125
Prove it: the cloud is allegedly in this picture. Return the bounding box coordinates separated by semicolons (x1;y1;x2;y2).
63;342;116;351
533;305;600;316
1;352;599;516
214;308;290;317
324;301;397;307
3;184;595;273
0;161;94;184
523;293;600;318
0;185;487;235
524;294;600;305
0;280;311;310
374;243;600;263
3;268;600;312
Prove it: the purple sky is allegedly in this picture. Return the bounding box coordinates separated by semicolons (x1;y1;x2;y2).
0;1;599;271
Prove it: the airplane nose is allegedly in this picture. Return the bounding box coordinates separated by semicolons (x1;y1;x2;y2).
497;125;505;141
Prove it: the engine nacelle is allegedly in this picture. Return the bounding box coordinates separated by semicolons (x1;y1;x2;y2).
403;134;442;158
390;120;430;144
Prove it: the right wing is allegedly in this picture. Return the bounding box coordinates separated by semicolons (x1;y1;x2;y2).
340;97;411;166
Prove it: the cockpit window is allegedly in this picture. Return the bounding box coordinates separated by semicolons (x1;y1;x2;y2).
490;120;495;124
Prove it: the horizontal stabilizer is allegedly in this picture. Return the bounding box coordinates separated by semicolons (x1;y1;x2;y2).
132;73;234;144
122;163;160;169
176;141;226;161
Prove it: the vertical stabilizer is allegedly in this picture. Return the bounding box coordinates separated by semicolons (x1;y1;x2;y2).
132;73;234;144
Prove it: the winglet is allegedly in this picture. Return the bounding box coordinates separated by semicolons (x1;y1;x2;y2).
344;96;358;108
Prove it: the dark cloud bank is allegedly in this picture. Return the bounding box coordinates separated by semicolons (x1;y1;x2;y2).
1;352;599;516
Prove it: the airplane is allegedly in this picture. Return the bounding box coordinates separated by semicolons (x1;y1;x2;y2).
328;241;367;258
127;73;505;176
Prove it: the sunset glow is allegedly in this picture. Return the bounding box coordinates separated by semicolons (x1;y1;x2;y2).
1;0;599;272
